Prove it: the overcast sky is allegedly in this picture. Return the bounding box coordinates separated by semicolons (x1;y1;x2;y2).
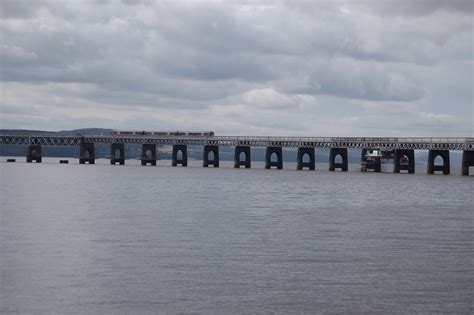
1;0;472;136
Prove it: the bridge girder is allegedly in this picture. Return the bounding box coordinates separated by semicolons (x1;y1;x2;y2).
1;133;472;150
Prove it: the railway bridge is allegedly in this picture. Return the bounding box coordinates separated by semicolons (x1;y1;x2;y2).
1;132;474;175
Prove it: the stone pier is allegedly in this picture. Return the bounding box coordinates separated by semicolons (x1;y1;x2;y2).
427;150;450;175
172;145;187;167
329;148;348;171
234;146;251;168
141;144;157;166
203;145;219;167
394;149;415;174
265;147;283;169
79;141;95;164
297;147;315;170
26;145;42;163
461;150;474;176
110;143;125;165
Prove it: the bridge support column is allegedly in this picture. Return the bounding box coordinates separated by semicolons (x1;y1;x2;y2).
427;150;450;175
203;145;219;167
461;150;474;176
361;149;381;172
110;143;125;165
234;146;251;168
79;141;95;164
394;149;415;174
141;144;157;166
329;148;348;171
265;147;283;169
297;147;315;170
172;145;187;167
26;145;42;163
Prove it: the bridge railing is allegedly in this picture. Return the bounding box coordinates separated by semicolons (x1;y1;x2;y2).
1;133;473;150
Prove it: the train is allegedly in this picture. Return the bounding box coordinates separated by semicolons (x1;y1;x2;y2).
111;130;215;136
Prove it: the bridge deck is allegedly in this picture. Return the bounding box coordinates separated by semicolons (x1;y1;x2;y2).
1;133;473;150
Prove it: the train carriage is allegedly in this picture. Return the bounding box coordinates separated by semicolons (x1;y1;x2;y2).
111;130;215;136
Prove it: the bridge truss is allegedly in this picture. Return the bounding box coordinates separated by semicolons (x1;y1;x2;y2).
1;133;473;150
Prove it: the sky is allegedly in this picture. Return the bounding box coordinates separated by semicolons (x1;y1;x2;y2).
0;0;473;136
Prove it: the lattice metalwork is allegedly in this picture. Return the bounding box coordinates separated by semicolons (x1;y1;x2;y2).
1;132;473;150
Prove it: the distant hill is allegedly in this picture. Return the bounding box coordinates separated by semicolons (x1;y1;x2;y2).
0;128;113;135
59;128;113;135
0;129;59;134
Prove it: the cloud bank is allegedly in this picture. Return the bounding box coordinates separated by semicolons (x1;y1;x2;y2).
1;0;472;136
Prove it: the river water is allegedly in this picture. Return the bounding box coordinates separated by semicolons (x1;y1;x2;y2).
1;158;473;313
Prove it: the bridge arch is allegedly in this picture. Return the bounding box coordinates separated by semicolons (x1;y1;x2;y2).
26;145;42;163
265;147;283;169
141;144;157;166
329;148;348;171
394;149;415;174
203;145;219;167
145;148;153;159
234;146;251;168
399;154;410;164
172;144;188;167
297;147;315;170
428;149;449;175
302;153;310;163
114;147;122;158
79;141;95;164
270;152;278;162
434;155;444;165
110;143;125;165
239;151;246;161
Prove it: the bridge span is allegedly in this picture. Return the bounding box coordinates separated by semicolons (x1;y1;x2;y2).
1;132;474;175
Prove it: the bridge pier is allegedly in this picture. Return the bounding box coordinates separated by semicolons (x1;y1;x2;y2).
79;141;95;164
265;147;283;169
172;145;187;167
203;145;219;167
394;149;415;174
110;143;125;165
361;149;381;172
141;144;157;166
26;145;42;163
234;146;251;168
461;150;474;176
427;150;450;175
297;147;315;170
329;148;348;171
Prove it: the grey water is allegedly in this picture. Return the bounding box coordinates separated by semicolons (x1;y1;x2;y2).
1;158;473;313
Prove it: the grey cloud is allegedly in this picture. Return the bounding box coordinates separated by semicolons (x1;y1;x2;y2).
120;0;152;5
0;0;50;19
277;60;425;102
351;98;473;136
1;45;38;66
364;0;474;17
0;103;43;116
0;0;472;136
290;0;473;17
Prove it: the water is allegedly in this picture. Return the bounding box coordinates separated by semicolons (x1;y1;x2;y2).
1;159;473;313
